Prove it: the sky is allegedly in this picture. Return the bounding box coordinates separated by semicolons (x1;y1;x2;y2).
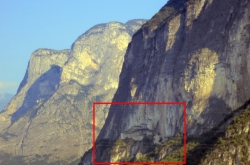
0;0;168;95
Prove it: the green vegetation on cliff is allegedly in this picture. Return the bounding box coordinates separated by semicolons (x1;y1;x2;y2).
198;106;250;164
105;104;250;165
161;104;250;165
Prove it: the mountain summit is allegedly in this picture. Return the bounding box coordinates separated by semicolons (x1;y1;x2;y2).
0;19;146;165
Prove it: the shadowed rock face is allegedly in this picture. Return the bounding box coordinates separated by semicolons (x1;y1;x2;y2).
0;19;146;164
79;0;250;164
0;93;14;112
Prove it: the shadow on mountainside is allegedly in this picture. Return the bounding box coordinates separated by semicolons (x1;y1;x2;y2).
11;65;62;123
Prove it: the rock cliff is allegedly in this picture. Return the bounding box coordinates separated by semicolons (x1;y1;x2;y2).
0;19;146;164
79;0;250;164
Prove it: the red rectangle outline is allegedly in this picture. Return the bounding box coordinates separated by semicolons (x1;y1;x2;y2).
92;102;187;164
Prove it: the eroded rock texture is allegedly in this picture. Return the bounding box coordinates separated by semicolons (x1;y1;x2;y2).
0;19;146;164
79;0;250;164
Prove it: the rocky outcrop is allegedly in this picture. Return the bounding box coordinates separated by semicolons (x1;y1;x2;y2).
79;0;250;164
0;19;146;164
199;105;250;165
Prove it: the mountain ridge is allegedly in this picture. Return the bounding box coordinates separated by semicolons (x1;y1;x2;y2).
0;19;146;165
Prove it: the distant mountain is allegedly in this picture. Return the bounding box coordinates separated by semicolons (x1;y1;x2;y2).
0;93;14;112
0;19;146;165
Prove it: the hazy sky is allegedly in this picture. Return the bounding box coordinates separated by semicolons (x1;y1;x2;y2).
0;0;167;94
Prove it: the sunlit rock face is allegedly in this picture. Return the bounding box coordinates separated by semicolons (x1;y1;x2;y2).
79;0;250;164
0;19;146;164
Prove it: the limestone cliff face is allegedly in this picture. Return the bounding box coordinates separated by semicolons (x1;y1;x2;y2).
99;0;250;140
79;0;250;164
0;19;146;164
